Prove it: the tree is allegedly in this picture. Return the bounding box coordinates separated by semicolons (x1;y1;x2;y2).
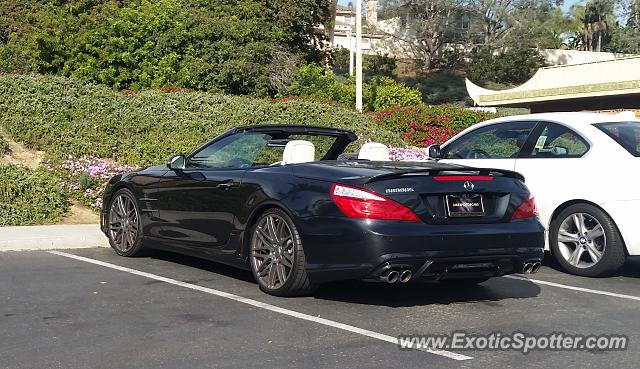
468;0;513;45
380;0;466;71
497;1;571;49
569;0;616;51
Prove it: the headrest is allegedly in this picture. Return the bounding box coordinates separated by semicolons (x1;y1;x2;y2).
282;140;315;165
358;142;390;161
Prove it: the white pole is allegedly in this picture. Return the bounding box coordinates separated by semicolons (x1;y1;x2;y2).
355;0;363;112
348;29;354;76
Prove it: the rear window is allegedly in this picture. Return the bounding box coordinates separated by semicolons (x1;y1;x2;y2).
595;122;640;157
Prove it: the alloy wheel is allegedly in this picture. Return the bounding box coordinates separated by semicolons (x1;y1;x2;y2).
251;214;295;290
556;212;606;268
108;193;139;253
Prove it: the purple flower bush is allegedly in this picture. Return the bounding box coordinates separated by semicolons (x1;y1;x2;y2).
45;155;137;210
388;147;428;161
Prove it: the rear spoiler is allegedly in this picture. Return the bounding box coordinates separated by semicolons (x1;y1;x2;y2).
366;167;525;183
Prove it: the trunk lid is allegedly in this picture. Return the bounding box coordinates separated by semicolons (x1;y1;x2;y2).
294;161;530;224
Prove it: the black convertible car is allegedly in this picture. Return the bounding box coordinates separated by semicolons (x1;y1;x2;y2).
101;125;544;296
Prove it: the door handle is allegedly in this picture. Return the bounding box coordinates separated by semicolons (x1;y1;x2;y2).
216;181;238;190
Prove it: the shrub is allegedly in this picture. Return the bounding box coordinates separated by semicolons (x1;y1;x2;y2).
371;77;423;111
286;65;422;112
374;105;495;147
0;136;9;154
364;53;397;78
0;164;68;226
467;48;546;85
400;70;472;105
0;75;403;167
332;48;397;78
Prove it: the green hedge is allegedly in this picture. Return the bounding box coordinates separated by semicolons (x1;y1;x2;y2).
0;135;8;154
0;75;402;167
0;164;68;226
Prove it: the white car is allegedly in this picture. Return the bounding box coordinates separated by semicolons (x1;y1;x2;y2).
427;112;640;277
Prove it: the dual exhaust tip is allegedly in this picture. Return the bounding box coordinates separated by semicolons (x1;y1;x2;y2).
381;269;412;284
522;262;542;274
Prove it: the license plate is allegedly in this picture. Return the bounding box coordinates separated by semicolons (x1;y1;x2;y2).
446;194;485;217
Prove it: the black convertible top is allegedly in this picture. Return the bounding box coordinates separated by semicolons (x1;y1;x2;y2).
235;124;358;141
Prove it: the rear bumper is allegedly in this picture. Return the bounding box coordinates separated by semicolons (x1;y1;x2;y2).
297;217;545;283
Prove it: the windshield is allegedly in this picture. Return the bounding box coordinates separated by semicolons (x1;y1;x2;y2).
595;122;640;157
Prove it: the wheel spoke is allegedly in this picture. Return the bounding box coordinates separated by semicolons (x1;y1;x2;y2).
267;264;278;288
572;214;586;235
568;246;584;266
280;252;293;268
255;227;273;248
276;263;287;285
587;224;604;240
558;230;580;244
586;243;603;263
267;216;279;243
118;197;127;218
255;259;271;276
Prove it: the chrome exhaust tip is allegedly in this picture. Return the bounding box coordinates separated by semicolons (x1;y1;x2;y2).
399;270;412;283
531;262;542;274
522;263;533;274
381;270;400;283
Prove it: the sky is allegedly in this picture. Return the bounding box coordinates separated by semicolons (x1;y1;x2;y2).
338;0;585;14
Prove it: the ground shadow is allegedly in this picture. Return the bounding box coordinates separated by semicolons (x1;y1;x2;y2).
542;252;640;279
147;249;542;307
149;250;257;284
313;278;541;308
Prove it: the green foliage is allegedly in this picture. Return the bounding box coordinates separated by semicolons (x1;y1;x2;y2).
364;53;397;78
0;75;402;167
78;172;97;191
370;77;423;111
0;135;9;154
400;70;472;105
373;105;495;146
332;48;397;78
286;64;422;111
64;0;191;90
0;0;331;95
0;164;68;226
467;48;546;85
607;26;640;53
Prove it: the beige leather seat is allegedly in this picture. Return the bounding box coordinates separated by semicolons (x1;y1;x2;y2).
282;140;315;165
358;142;390;161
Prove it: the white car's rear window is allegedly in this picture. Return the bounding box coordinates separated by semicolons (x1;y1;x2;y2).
595;122;640;157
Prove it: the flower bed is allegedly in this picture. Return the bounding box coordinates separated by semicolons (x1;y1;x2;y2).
374;105;495;147
45;155;137;210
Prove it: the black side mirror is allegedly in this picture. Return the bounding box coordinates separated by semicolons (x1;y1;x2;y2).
167;155;186;170
427;144;442;160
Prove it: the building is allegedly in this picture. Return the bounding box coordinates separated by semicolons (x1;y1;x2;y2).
465;56;640;113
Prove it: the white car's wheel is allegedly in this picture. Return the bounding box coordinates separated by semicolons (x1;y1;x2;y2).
550;203;626;277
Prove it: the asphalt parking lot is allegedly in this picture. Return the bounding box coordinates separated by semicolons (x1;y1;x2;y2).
2;248;639;369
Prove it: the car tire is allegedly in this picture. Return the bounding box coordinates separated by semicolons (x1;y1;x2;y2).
550;203;625;277
106;188;146;257
249;208;316;297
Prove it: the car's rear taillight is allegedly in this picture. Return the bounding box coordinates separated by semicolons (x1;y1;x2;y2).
330;184;420;221
512;195;538;220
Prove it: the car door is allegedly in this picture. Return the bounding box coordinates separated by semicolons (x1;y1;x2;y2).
153;132;271;250
514;121;591;230
440;121;538;171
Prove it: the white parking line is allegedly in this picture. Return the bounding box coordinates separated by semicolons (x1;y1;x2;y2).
48;250;472;361
506;275;640;302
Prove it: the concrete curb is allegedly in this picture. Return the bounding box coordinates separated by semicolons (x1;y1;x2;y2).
0;224;109;251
